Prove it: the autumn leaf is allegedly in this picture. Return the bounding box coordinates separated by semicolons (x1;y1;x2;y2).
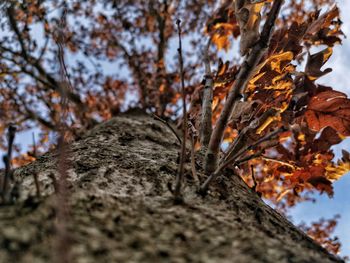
291;166;334;197
325;150;350;181
211;23;235;51
311;127;342;153
305;48;333;80
307;175;334;197
305;6;343;46
305;90;350;135
207;2;239;51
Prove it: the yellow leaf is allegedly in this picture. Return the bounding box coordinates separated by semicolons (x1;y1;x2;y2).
325;161;350;181
256;114;281;134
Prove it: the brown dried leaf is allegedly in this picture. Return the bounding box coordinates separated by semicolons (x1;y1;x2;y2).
312;127;342;152
307;176;334;197
305;6;343;46
305;90;350;135
305;48;333;80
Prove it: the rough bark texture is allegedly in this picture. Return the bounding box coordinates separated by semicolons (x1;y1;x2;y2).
0;111;344;263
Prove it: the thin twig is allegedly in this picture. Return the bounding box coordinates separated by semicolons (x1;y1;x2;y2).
173;19;188;203
222;108;278;163
149;0;169;116
200;127;284;193
200;139;279;194
250;165;262;197
152;114;181;144
33;173;41;198
235;140;279;166
1;125;16;202
48;173;58;193
190;132;200;187
53;7;72;263
261;155;296;169
200;38;213;149
5;5;85;109
224;126;285;164
204;0;284;175
251;165;257;192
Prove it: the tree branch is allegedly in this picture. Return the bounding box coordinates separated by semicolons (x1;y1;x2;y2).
190;132;200;187
204;0;284;175
200;38;213;149
152;114;181;144
150;0;169;116
222;108;278;164
173;19;188;203
5;6;85;110
199;128;282;194
1;125;16;202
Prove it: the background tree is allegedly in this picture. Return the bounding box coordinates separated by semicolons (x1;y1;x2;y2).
0;0;348;257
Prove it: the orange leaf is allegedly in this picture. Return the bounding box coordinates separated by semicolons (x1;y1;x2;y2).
305;90;350;136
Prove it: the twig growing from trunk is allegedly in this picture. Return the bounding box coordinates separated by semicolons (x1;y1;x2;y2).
153;114;182;144
235;140;279;165
204;0;284;175
251;165;258;192
48;173;59;193
33;173;41;198
190;131;200;187
173;19;188;203
224;126;286;165
199;130;281;194
200;39;213;149
1;125;16;202
222;108;278;163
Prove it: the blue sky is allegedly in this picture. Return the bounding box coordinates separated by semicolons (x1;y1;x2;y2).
1;0;349;257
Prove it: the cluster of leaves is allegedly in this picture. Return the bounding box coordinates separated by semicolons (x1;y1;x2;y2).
0;0;349;255
192;0;348;254
204;1;348;210
299;215;344;256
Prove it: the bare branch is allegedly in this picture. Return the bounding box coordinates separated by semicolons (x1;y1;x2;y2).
6;5;29;60
235;143;274;165
200;38;213;149
190;131;200;187
17;95;57;130
200;134;280;195
33;173;41;198
1;125;16;202
223;108;278;163
224;126;286;166
150;0;169;116
173;19;188;203
5;6;85;110
261;155;296;169
251;165;258;192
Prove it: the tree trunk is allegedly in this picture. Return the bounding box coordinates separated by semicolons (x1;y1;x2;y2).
0;110;344;263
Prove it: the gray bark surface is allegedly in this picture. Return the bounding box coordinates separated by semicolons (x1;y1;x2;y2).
0;111;344;262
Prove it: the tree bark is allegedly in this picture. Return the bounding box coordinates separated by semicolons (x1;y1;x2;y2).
0;110;343;263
